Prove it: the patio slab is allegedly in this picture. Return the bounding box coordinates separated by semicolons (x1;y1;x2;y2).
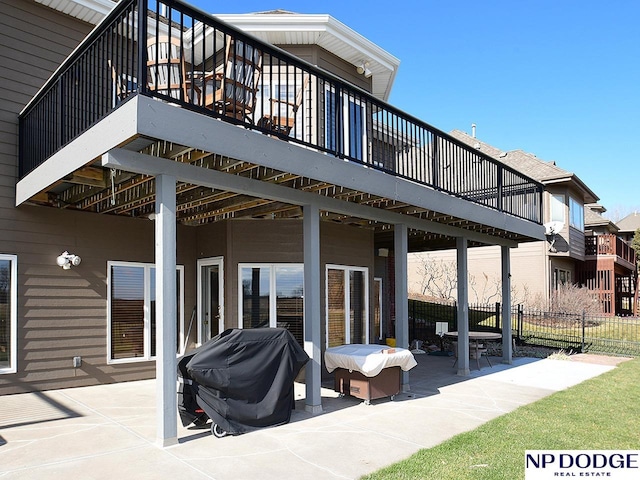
0;353;626;479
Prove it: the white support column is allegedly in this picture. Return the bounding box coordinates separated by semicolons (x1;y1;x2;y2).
456;236;470;376
155;174;178;447
303;204;322;414
394;224;410;390
501;245;513;364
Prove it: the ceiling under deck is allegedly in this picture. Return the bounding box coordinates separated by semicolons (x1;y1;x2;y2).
25;136;537;252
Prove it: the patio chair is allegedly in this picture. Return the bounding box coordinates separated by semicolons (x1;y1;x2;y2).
258;74;309;136
108;60;137;106
452;340;492;369
146;36;189;102
469;341;492;369
200;38;262;121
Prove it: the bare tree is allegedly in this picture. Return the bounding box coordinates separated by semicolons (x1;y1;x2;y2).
415;256;533;305
416;257;457;300
469;272;501;304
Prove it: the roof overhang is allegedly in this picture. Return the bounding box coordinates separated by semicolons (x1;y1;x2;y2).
34;0;114;24
34;2;400;102
542;174;599;204
212;13;400;101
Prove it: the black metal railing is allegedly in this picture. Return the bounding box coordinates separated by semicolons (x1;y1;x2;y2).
19;0;543;223
408;299;640;356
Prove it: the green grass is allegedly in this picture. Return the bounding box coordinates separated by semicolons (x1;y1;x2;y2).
361;357;640;480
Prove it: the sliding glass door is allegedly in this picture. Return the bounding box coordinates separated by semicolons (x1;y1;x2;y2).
326;265;368;347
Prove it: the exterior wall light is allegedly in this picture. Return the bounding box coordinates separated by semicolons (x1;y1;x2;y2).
356;61;372;78
56;251;81;270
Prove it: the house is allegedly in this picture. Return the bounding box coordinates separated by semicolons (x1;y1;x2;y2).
616;212;640;245
606;211;640;315
409;129;636;316
2;0;544;444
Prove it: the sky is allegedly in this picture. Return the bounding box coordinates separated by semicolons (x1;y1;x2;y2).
188;0;640;219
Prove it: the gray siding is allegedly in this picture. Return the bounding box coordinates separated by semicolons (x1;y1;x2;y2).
0;203;199;395
0;1;90;393
0;0;92;191
278;44;372;92
0;1;201;394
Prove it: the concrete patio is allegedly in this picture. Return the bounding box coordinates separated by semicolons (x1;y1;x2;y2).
0;353;625;479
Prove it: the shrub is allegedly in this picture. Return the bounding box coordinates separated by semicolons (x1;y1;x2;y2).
528;283;603;316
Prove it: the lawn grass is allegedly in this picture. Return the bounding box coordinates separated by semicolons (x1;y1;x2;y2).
361;357;640;480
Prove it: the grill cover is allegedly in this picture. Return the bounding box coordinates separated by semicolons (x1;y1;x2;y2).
178;328;309;435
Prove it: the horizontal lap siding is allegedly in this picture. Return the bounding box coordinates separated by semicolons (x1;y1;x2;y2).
0;0;198;393
0;0;93;184
0;2;89;393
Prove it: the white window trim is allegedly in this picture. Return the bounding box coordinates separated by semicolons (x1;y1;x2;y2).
0;254;17;375
325;264;369;348
107;261;184;365
237;263;304;329
196;256;224;347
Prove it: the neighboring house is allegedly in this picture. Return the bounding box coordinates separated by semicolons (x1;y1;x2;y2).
2;0;545;443
409;129;636;315
616;212;640;245
580;205;637;315
615;211;640;315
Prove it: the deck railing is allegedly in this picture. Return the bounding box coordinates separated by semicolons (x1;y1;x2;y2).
585;234;637;265
19;0;543;223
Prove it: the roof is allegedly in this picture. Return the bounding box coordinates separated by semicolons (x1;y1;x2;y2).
34;0;115;24
584;205;617;232
616;212;640;234
449;129;599;203
214;13;400;101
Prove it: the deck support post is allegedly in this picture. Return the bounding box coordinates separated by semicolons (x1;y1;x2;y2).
501;246;513;364
303;204;322;414
394;223;410;390
456;236;470;376
155;174;178;447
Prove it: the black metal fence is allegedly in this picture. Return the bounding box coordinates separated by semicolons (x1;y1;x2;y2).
19;0;543;224
409;299;640;356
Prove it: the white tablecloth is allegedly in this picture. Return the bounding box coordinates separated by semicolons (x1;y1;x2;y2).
324;344;417;377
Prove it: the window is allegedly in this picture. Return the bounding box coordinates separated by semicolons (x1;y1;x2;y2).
554;268;571;289
569;196;584;231
326;265;369;347
239;264;304;346
550;194;565;223
0;255;17;374
108;262;184;363
325;88;367;161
